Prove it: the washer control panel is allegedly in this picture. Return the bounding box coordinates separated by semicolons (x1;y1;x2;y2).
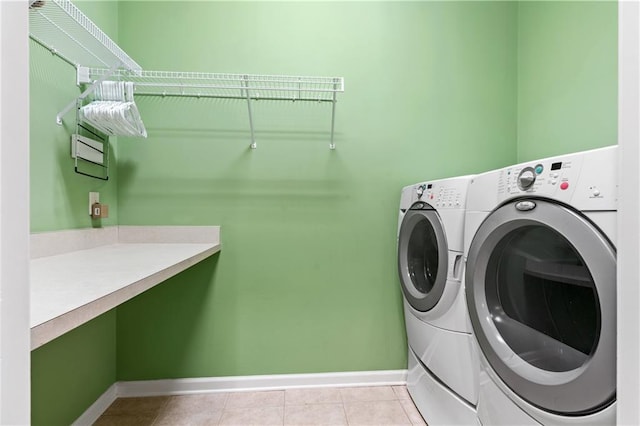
414;179;470;209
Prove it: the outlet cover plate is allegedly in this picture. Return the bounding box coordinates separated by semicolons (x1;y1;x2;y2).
89;192;99;215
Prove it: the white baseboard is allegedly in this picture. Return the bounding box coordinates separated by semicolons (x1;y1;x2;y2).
72;383;118;426
73;370;407;424
117;369;408;397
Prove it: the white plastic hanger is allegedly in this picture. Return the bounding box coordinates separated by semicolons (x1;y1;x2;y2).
80;81;147;138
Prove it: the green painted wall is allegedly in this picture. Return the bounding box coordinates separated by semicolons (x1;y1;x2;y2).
31;311;117;426
30;0;120;232
516;1;618;162
28;1;619;422
29;2;120;424
114;1;517;380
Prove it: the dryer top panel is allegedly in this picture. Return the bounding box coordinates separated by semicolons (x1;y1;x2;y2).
469;145;617;212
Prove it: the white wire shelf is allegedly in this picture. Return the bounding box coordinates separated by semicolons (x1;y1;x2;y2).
80;68;344;102
31;0;343;153
77;68;344;149
29;0;141;71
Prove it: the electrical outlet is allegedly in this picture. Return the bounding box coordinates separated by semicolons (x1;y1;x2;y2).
90;202;109;219
89;192;99;216
91;203;102;219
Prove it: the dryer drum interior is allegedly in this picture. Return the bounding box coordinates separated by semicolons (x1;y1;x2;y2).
466;199;616;415
488;224;599;371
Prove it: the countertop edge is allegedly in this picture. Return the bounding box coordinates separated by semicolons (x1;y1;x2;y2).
31;235;221;351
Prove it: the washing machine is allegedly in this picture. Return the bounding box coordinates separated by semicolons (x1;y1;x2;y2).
397;176;479;425
463;146;617;425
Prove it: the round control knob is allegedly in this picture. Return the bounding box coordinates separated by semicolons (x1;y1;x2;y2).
517;167;536;191
416;185;425;199
592;187;601;197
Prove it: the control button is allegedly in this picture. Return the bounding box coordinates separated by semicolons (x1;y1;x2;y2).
560;182;569;190
517;167;537;190
535;164;544;174
593;188;601;197
551;180;557;185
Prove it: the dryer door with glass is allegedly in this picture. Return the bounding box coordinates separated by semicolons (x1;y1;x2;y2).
397;202;448;312
465;198;616;416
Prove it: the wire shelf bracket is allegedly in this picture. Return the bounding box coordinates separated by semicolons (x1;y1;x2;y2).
243;76;257;149
56;62;120;125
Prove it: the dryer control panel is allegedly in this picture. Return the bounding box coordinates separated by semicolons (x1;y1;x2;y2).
496;146;617;211
501;159;576;196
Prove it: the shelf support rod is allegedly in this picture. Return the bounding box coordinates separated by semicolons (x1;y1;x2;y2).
56;62;120;125
329;80;338;150
243;76;257;149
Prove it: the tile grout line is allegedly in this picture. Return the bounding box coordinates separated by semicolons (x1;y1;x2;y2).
397;391;427;426
397;397;415;425
338;387;349;426
218;392;230;426
391;386;414;426
149;396;168;426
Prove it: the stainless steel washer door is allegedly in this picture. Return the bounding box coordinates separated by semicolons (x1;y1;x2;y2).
398;202;448;312
466;199;616;415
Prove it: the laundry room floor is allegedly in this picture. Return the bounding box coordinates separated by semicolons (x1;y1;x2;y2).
92;385;427;425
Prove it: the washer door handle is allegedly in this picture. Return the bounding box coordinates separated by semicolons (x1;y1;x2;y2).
453;254;463;280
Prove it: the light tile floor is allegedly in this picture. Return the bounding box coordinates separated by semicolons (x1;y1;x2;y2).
93;385;427;426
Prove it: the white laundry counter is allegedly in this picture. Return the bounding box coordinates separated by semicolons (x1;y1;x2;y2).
30;226;221;350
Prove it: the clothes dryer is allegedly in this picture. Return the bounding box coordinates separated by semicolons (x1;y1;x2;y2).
464;146;617;425
398;176;479;425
